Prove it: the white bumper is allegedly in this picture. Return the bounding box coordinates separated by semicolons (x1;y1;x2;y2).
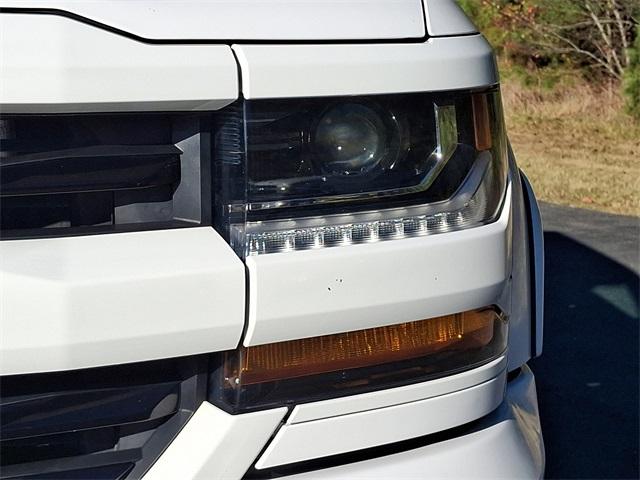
282;365;544;479
143;365;543;479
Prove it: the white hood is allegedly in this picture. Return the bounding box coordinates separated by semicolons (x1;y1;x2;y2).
0;0;427;41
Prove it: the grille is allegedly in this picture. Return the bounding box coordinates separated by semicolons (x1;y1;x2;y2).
0;356;207;480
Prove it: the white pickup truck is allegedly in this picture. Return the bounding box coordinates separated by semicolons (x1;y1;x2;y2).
0;1;545;478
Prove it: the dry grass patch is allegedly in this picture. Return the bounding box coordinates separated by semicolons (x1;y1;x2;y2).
503;82;640;216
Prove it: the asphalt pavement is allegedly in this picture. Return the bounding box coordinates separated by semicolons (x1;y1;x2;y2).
529;202;639;479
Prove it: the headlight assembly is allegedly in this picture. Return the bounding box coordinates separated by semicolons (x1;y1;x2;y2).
214;87;508;257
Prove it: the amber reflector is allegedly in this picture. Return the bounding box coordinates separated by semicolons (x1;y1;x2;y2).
228;308;501;386
472;93;493;151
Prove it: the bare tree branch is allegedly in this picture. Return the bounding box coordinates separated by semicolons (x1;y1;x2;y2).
534;23;623;80
486;0;636;81
610;0;630;66
585;1;624;76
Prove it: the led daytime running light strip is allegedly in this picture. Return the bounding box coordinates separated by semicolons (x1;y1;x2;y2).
246;206;481;255
237;153;497;256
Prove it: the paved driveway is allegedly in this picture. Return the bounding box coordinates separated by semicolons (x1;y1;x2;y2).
530;203;639;479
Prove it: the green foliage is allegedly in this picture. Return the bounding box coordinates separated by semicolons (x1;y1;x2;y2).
457;1;531;58
501;62;578;90
458;1;584;88
458;1;565;52
459;0;639;117
624;34;640;119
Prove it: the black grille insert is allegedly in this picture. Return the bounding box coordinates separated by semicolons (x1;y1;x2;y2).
0;113;212;238
0;356;207;479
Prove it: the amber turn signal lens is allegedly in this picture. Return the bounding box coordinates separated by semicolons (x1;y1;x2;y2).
472;93;493;151
228;308;501;386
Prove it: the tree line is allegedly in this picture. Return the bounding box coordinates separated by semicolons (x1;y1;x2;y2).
459;0;639;118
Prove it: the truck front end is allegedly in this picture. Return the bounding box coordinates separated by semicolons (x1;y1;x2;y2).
0;1;544;478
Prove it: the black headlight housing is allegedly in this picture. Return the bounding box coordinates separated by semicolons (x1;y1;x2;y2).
214;87;508;257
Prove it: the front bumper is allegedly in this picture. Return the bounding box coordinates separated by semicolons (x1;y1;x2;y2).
144;364;543;479
279;364;544;479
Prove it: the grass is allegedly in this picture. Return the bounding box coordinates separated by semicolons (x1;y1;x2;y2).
502;80;640;216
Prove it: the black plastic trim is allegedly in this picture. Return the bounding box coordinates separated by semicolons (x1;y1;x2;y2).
519;169;539;360
0;111;212;240
0;145;181;168
0;356;208;480
507;366;523;383
0;219;198;241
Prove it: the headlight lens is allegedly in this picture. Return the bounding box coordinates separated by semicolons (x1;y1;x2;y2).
214;87;507;257
313;102;398;176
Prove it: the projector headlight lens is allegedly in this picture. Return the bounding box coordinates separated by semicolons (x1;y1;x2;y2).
214;87;507;257
312;103;396;176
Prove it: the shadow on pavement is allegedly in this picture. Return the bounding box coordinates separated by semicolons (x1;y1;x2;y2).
530;232;639;479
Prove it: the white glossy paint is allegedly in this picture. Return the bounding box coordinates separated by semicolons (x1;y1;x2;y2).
0;228;245;375
136;367;542;479
244;185;511;347
0;1;425;40
288;356;506;424
256;373;506;469
424;0;478;36
285;366;543;479
0;13;238;113
233;35;497;100
143;402;288;480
